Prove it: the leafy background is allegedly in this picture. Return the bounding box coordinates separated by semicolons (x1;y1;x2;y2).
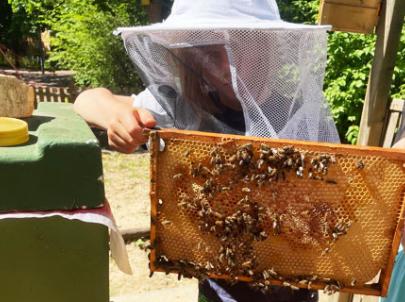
277;0;404;144
1;0;404;143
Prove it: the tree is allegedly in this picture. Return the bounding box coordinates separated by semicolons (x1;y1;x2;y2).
7;0;147;93
277;0;405;144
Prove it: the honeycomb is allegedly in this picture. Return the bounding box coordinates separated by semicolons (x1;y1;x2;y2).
148;130;405;296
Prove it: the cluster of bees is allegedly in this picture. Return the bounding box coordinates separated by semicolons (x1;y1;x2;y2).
250;270;347;295
153;142;356;294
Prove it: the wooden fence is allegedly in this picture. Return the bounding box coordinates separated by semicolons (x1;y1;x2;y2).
34;86;82;108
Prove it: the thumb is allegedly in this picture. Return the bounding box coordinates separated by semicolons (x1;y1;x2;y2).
133;108;156;129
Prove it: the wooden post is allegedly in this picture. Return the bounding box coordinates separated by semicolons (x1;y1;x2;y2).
148;0;163;23
357;0;405;147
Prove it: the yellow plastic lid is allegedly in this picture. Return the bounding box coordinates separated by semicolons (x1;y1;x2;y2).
0;117;29;146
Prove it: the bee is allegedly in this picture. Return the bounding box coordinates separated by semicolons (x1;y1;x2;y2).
260;144;271;155
350;278;357;287
323;285;332;295
241;260;253;268
325;179;337;185
283;145;295;154
173;173;183;180
215;220;224;227
310;275;318;281
202;166;213;176
210;149;223;165
262;270;270;280
301;210;310;216
205;261;214;270
190;163;202;177
268;267;278;277
257;159;265;170
240;143;253;150
282;281;293;288
159;255;169;263
228;154;237;163
296;166;304;177
272;217;281;235
356;160;365;169
227;258;235;267
161;219;172;226
177;201;188;208
221;187;231;192
201;178;216;194
242;187;251;193
289;284;300;290
321;247;331;255
258;231;268;241
213;211;224;219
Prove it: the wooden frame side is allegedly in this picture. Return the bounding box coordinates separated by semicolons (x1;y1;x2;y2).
149;131;160;273
380;190;405;296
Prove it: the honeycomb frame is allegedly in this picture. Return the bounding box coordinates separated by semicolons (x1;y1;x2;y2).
149;129;405;297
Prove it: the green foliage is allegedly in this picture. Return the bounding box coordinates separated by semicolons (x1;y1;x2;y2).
1;1;36;54
49;0;147;93
277;0;405;144
7;0;147;93
277;0;320;24
324;32;376;144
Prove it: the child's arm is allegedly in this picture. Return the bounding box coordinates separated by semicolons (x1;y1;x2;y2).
74;87;156;153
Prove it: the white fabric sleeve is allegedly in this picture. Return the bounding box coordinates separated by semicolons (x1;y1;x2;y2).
131;88;174;128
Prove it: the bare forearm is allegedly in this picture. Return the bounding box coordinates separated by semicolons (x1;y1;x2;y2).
73;87;156;153
74;88;132;130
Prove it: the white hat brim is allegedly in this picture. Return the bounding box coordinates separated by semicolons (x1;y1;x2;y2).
115;20;331;35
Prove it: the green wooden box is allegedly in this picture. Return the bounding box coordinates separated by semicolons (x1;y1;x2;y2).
0;103;109;302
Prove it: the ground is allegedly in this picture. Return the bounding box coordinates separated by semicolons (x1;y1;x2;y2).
103;151;198;301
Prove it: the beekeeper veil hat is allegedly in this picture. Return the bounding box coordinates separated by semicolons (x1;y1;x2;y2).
116;0;340;143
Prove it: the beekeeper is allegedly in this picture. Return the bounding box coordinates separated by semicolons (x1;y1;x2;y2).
74;0;341;301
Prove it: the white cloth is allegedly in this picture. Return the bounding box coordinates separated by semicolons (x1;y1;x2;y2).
132;89;174;129
0;202;132;275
